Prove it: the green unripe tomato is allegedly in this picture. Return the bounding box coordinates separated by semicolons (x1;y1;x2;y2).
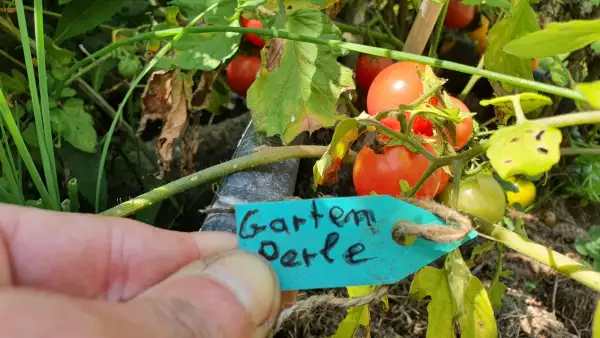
439;172;507;224
118;57;141;79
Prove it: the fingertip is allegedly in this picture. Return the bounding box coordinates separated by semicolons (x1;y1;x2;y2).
137;250;281;338
192;232;239;258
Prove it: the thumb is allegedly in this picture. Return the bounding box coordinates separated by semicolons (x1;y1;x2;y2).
134;249;281;338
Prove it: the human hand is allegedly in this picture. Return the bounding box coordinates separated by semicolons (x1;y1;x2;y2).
0;203;292;338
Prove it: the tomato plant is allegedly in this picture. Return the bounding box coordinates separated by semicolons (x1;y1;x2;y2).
355;54;394;90
7;1;600;337
353;144;441;199
444;0;476;29
439;172;507;224
240;16;266;48
226;55;261;96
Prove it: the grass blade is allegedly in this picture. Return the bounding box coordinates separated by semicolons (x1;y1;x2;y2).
0;88;51;204
33;0;60;207
14;0;59;210
0;125;23;203
94;2;221;212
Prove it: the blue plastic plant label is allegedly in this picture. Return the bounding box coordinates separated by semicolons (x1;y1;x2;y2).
235;195;477;291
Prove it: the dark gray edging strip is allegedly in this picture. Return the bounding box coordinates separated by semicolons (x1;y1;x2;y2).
200;119;304;233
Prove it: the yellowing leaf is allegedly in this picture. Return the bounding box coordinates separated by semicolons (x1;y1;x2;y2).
459;277;498;338
313;119;358;188
487;122;562;179
504;19;600;59
484;0;539;94
247;9;355;143
576;81;600;109
409;267;456;338
480;93;552;119
331;285;375;338
445;250;498;338
593;299;600;338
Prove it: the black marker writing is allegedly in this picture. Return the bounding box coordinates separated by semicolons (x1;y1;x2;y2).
269;218;289;234
238;209;266;239
310;200;324;229
343;243;373;265
320;232;340;263
281;250;301;267
258;240;279;261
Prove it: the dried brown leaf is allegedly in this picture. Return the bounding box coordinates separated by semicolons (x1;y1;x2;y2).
266;38;285;71
140;69;190;178
191;70;219;111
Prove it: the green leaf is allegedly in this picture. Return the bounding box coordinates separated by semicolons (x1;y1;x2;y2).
445;250;498;338
487;122;562;179
330;285;375;338
460;0;510;7
22;124;39;148
541;56;572;87
0;70;28;94
247;9;355;143
91;58;118;92
575;238;590;256
484;0;539;93
504;19;600;59
54;0;132;44
159;0;241;70
576;81;600;109
488;279;507;310
592;41;600;53
53;98;97;153
313;118;358;188
58;143;107;210
479;93;552;121
409;267;456;338
466;241;496;266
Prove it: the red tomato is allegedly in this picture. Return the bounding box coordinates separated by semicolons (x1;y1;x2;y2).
367;61;426;117
353;144;441;199
240;16;265;48
226;55;261;96
444;0;476;29
355;54;394;90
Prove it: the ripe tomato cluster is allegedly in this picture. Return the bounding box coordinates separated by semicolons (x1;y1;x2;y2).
225;15;267;97
352;61;475;201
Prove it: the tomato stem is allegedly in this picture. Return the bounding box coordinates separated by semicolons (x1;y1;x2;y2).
477;220;600;293
511;95;527;124
535;111;600;128
560;147;600;156
57;26;587;102
100;146;344;217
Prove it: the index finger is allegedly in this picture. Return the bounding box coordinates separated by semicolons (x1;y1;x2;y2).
0;203;237;301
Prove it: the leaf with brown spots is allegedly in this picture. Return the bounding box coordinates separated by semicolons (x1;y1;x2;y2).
487;122;562;179
140;69;190;178
246;9;355;143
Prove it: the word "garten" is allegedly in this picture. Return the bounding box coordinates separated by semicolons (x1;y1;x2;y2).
237;201;378;268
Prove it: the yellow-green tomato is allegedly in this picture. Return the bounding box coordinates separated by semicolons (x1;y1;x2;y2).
439;172;507;224
506;177;536;208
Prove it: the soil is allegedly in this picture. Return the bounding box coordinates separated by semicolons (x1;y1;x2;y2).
278;130;600;338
